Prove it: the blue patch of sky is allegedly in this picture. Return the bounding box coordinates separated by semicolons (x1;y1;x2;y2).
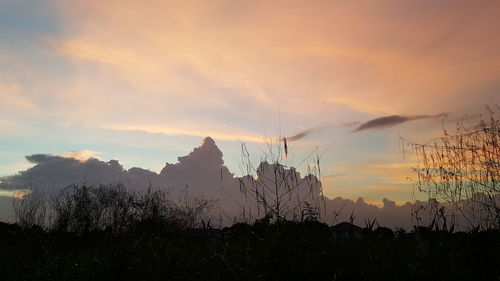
0;122;207;176
0;0;71;81
0;0;61;34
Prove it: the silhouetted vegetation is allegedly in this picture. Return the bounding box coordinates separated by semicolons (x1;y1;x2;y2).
402;106;500;230
2;184;499;281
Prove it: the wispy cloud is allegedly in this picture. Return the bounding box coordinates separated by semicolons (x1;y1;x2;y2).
52;0;500;120
0;81;37;109
102;124;265;143
355;114;445;132
285;124;335;142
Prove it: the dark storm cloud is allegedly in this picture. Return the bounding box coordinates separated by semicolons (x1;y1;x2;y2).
355;114;445;132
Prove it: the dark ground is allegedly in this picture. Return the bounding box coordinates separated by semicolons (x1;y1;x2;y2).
1;221;499;281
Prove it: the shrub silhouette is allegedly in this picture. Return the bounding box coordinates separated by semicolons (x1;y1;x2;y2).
14;184;214;235
5;188;500;280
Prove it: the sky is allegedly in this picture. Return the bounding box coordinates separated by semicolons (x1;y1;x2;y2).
1;0;500;208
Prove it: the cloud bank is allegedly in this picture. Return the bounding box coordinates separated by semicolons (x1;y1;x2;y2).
0;137;476;229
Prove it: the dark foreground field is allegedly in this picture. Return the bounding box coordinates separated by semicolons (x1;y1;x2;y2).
1;221;499;281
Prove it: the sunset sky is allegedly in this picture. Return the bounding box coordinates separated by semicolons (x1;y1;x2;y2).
1;0;499;206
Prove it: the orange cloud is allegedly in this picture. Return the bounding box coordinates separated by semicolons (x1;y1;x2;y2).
365;200;409;208
364;185;410;191
0;189;31;198
102;124;265;143
13;192;26;199
53;0;500;119
62;150;100;161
